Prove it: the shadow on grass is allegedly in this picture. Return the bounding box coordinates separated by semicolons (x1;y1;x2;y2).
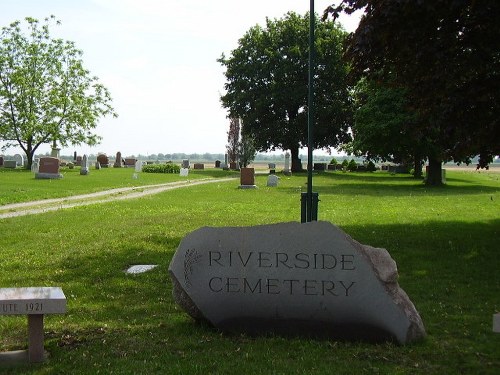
284;172;500;196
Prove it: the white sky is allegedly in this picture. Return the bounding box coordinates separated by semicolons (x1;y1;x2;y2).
1;0;360;157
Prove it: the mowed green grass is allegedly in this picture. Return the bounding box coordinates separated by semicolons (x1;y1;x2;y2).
0;166;239;205
0;168;499;374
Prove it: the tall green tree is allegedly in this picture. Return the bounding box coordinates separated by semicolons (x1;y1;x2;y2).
0;16;117;168
219;12;352;172
348;77;424;177
326;1;500;185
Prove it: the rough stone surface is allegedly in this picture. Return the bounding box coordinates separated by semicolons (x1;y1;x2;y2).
169;221;426;344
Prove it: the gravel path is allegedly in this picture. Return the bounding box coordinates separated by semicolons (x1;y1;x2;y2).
0;177;236;219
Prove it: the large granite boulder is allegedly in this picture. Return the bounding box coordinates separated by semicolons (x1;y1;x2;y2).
168;221;426;344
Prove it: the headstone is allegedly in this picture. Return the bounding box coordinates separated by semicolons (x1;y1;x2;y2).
95;161;101;170
0;156;4;166
73;151;77;161
96;154;109;168
193;163;204;170
114;151;123;168
169;221;426;344
494;313;500;333
134;160;142;172
215;160;221;168
124;158;137;168
314;163;327;171
328;164;336;171
35;157;62;179
31;159;39;173
239;167;256;189
75;156;82;166
80;154;89;175
4;160;17;169
268;163;276;169
180;168;189;177
267;174;279;187
68;162;75;169
182;159;190;169
284;152;291;175
13;154;24;167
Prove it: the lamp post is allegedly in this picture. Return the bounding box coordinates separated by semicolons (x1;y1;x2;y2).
301;0;319;222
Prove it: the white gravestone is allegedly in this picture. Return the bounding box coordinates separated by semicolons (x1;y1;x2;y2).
180;168;189;177
284;152;291;175
80;154;89;175
135;160;142;172
13;154;24;167
267;174;279;187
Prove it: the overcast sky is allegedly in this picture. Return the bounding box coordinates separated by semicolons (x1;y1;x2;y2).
1;0;361;157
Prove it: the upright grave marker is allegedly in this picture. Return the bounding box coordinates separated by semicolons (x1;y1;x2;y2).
239;167;256;189
35;157;62;179
169;221;426;344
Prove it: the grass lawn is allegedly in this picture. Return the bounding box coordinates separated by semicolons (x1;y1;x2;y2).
0;168;499;374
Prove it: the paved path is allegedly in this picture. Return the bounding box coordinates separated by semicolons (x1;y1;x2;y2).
0;178;236;219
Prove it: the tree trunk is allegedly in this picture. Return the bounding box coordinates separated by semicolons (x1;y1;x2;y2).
290;147;302;172
413;155;423;178
425;157;443;186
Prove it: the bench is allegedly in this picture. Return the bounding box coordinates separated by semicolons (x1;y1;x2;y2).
0;287;66;363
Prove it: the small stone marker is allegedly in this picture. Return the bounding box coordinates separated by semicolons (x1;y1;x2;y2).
494;313;500;333
182;159;190;169
35;157;62;179
267;174;279;187
193;163;204;170
0;287;66;363
239;167;256;189
125;265;158;274
215;160;221;168
180;168;189;177
169;221;426;344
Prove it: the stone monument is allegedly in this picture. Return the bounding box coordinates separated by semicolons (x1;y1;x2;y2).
114;151;123;168
35;157;62;179
96;154;109;168
239;167;256;189
169;221;426;344
80;154;89;175
267;174;279;187
284;152;291;176
13;154;24;167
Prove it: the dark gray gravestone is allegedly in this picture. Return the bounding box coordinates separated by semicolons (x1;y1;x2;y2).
169;221;425;344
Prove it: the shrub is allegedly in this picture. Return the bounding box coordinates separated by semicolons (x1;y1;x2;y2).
330;157;338;165
142;163;180;174
347;159;358;172
366;161;377;172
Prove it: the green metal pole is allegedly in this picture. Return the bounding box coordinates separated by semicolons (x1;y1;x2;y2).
307;0;315;222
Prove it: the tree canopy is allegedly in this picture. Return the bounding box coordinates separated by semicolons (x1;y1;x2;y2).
219;12;353;171
348;77;424;177
0;16;117;168
326;0;500;184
